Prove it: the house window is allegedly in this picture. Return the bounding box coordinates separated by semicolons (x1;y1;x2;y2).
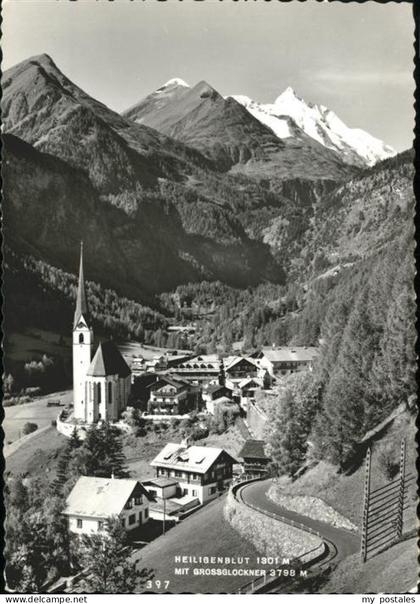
182;488;188;496
79;333;84;344
96;382;101;404
192;490;197;497
134;496;142;505
144;508;149;519
108;382;112;405
77;519;83;528
209;487;216;495
175;471;182;477
125;499;133;509
121;518;125;527
128;514;136;525
98;521;104;531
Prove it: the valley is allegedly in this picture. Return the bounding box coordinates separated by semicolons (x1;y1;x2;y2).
2;51;415;596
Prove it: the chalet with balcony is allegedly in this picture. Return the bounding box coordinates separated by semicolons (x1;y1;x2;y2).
146;375;200;415
225;357;260;381
64;476;151;536
150;442;237;504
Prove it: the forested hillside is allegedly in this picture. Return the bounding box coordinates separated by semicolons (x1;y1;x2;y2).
4;247;168;344
267;228;416;471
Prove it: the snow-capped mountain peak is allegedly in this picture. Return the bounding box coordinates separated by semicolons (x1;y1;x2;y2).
159;77;190;90
274;86;300;102
230;88;396;167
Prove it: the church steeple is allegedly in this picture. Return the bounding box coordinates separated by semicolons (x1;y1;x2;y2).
73;241;89;329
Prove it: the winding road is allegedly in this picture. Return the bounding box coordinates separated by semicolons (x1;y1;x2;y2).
239;479;360;564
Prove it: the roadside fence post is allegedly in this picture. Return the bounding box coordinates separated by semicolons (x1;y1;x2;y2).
396;438;406;540
361;445;371;563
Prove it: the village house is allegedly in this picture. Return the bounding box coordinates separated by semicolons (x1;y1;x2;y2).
142;477;200;521
168;354;221;383
259;346;319;377
131;355;146;377
206;395;237;416
238;439;271;476
225;356;260;381
72;244;131;424
150;441;237;504
131;351;193;379
233;377;263;410
202;383;233;413
146;375;201;415
64;476;151;536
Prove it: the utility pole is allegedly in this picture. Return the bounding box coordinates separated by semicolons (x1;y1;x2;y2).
361;445;371;563
162;496;166;536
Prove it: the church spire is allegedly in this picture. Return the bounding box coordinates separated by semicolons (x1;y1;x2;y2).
73;241;89;329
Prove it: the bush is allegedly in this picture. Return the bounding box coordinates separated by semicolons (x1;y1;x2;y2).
191;425;209;441
22;422;38;436
3;396;33;407
377;444;399;481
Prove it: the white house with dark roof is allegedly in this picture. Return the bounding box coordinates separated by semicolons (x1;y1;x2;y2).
64;476;151;536
260;346;318;376
72;244;131;424
150;441;237;504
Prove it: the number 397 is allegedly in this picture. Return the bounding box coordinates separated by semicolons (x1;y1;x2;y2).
146;580;170;590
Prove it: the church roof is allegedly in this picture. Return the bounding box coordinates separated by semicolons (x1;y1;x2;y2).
87;341;131;378
73;242;90;329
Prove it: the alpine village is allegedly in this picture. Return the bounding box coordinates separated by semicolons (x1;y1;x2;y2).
3;54;417;595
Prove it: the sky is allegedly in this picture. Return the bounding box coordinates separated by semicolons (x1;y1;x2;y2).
2;0;414;151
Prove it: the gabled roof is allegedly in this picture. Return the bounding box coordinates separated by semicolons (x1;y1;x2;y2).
151;443;237;474
87;341;131;378
238;440;270;461
147;375;189;391
212;396;234;405
73;242;90;329
64;476;151;518
225;356;259;371
262;347;318;363
238;377;262;389
206;383;231;394
143;477;179;488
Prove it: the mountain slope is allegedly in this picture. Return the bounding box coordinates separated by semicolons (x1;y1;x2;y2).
2;55;215;210
123;79;357;180
3;133;283;296
2;55;287;295
230;88;396;168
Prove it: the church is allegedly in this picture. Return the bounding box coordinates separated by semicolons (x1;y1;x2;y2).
72;244;131;424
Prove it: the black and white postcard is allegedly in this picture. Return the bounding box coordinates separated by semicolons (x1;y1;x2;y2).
1;0;417;597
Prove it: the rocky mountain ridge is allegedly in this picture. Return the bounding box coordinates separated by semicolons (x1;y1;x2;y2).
230;87;395;168
123;77;358;180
